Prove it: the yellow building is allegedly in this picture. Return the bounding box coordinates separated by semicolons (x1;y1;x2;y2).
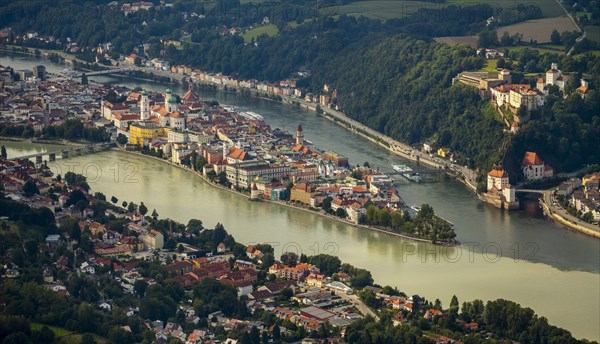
437;148;450;158
290;182;316;205
129;121;168;146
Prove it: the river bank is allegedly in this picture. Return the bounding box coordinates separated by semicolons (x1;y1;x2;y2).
539;190;600;239
4;46;596;239
115;148;458;246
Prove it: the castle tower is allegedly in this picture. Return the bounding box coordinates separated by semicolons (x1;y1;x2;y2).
140;90;150;121
250;183;259;200
165;88;178;113
546;63;560;86
499;69;511;84
296;124;304;145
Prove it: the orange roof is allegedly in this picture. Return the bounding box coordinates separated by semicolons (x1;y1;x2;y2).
488;169;508;178
181;87;199;102
157;107;168;116
522;151;543;167
577;86;588;93
228;147;247;160
511;121;519;127
169;111;184;118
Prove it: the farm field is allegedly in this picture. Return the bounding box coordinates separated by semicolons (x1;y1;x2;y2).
31;322;72;338
496;45;566;55
434;35;477;47
320;1;439;20
496;16;578;43
446;0;564;18
323;0;566;20
242;24;279;42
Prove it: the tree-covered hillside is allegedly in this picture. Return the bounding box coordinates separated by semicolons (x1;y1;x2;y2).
311;36;509;168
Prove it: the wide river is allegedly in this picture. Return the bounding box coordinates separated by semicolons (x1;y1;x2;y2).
2;52;599;341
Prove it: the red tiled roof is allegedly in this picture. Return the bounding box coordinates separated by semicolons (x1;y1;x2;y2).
487;169;508;178
522;151;544;166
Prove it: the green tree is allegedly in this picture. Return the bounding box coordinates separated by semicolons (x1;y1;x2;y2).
116;133;128;145
551;29;561;44
2;332;30;344
417;204;434;220
273;325;281;342
134;280;148;298
322;197;332;212
81;72;88;85
260;253;275;270
450;295;459;309
94;192;106;201
139;202;148;216
280;252;299;267
81;333;97;344
278;287;294;301
1;145;6;159
111;196;118;204
391;211;404;229
22;179;39;197
478;28;498;48
308;254;341;276
186;219;203;233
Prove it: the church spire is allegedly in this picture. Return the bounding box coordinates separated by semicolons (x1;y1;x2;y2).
296;124;304;145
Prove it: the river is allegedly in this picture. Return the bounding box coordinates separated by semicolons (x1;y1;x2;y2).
1;52;599;341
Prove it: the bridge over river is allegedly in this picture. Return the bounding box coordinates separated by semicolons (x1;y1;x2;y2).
76;68;131;78
9;142;112;163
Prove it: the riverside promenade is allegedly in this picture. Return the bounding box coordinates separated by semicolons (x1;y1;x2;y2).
539;189;600;239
